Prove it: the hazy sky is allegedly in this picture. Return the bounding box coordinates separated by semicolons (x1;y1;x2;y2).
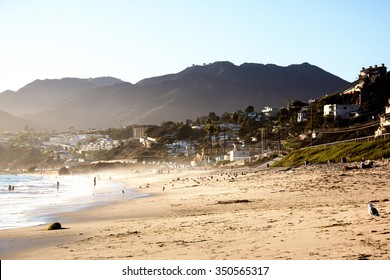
1;0;389;92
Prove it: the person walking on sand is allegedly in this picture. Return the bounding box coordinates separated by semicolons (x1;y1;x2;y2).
57;181;59;191
94;177;96;187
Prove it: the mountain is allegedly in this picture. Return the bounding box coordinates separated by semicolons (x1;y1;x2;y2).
0;109;44;131
85;77;124;87
0;62;349;131
0;76;124;115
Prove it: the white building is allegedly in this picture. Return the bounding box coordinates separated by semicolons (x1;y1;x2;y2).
297;106;310;123
79;136;120;151
262;106;279;118
133;126;150;139
376;98;390;136
323;104;360;119
166;140;193;156
229;142;251;162
140;137;158;148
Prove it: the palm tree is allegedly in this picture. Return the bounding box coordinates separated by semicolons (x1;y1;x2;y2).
214;125;222;159
231;112;239;126
205;119;224;162
205;119;214;161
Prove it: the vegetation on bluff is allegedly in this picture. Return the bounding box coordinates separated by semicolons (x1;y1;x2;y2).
273;139;390;167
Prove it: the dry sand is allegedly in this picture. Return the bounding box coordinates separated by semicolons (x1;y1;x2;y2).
1;161;389;260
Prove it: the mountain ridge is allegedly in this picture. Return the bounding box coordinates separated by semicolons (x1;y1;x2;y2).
0;76;124;116
0;62;349;131
0;109;45;131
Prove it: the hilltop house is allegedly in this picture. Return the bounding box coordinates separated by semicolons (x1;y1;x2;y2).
132;125;155;139
342;64;387;107
323;104;360;119
324;64;386;123
262;106;279;118
359;64;387;83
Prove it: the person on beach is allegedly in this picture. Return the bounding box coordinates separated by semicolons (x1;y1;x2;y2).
360;157;365;168
360;157;373;169
57;181;59;190
94;177;96;187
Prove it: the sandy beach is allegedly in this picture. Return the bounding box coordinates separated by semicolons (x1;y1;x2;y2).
1;161;389;260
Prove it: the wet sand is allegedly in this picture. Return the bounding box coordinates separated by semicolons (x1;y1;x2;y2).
1;162;389;260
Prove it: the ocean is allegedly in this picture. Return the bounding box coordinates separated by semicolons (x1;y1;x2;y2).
0;173;139;230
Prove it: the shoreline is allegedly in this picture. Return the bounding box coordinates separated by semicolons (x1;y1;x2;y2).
1;163;389;260
0;165;208;258
0;171;140;231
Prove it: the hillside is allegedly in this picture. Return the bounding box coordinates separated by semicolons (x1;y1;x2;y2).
273;139;390;167
0;110;44;131
53;62;348;128
0;139;150;171
0;62;349;131
0;76;124;115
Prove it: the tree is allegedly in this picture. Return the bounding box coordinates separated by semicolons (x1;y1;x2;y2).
161;121;175;130
231;112;239;125
208;112;220;122
145;126;162;138
245;105;255;114
277;108;289;126
213;125;222;157
176;124;193;140
59;166;70;175
238;117;262;140
205;119;217;160
221;112;232;123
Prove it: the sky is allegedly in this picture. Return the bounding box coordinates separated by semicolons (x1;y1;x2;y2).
0;0;390;93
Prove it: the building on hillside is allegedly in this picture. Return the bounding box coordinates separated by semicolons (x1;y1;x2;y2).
133;125;154;139
341;83;363;106
297;106;310;123
323;104;360;119
219;123;236;130
166;141;194;157
79;138;119;151
262;106;279;118
342;64;387;107
359;64;387;83
247;111;262;121
375;98;390;136
140;137;158;148
229;142;251;162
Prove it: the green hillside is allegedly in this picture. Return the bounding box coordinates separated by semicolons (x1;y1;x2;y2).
273;139;390;167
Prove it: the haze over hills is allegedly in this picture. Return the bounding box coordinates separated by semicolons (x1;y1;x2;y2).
0;62;349;131
0;109;43;131
0;76;123;115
